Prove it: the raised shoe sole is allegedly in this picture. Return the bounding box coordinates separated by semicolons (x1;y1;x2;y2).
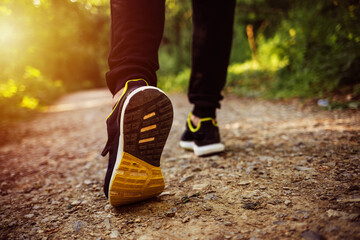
109;87;173;206
180;141;225;156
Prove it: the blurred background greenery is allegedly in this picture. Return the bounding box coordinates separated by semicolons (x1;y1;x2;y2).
0;0;359;124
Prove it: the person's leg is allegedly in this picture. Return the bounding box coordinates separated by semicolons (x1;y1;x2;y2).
106;0;165;97
102;0;173;207
189;0;236;119
180;0;235;156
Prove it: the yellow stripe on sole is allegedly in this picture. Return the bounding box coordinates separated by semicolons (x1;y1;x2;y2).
109;152;165;206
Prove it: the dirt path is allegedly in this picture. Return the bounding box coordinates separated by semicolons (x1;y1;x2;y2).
1;89;359;240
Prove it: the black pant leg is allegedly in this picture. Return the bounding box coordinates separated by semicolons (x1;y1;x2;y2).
189;0;236;118
106;0;165;95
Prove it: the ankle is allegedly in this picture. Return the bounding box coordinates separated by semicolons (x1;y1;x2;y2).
112;87;125;107
190;114;201;127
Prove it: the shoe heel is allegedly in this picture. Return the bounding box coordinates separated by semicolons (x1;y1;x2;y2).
109;152;165;206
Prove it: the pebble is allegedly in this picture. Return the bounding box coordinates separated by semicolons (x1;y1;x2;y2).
180;175;195;183
238;181;251;186
104;204;111;212
110;230;119;239
182;216;190;223
84;179;92;185
224;221;232;226
134;218;141;223
326;209;343;218
317;99;329;107
72;220;87;232
192;183;209;191
284;200;291;206
24;214;34;219
104;219;111;230
71;200;81;205
159;191;173;197
165;208;177;218
295;166;313;171
203;205;212;211
242;202;258;210
204;193;219;201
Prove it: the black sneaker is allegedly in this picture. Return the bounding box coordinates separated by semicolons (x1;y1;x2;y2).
179;113;225;156
101;79;173;206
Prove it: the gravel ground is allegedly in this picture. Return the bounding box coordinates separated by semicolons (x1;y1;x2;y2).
0;89;359;240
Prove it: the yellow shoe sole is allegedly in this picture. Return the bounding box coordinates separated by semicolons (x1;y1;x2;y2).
109;152;165;206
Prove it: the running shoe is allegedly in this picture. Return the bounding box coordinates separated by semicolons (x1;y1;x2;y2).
101;79;173;206
180;113;225;156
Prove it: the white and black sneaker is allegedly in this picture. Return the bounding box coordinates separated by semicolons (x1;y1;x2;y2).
180;113;225;156
101;79;173;206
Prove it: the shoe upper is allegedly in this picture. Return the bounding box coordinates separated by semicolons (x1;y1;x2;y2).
181;114;222;147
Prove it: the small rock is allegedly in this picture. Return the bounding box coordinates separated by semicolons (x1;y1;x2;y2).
203;205;212;211
192;167;202;172
182;216;190;223
165;157;177;162
134;218;141;223
317;99;329;107
192;183;209;191
24;214;34;219
242;201;259;210
284;200;291;206
159;191;173;197
165;208;177;218
295;166;313;171
180;175;195;183
84;179;92;185
268;199;282;205
326;209;343;218
224;221;232;226
300;230;326;240
204;193;219;201
238;181;251;186
104;219;111;230
72;220;87;232
71;200;81;206
104;204;111;212
110;230;119;239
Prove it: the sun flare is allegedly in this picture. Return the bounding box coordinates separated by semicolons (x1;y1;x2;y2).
0;22;16;44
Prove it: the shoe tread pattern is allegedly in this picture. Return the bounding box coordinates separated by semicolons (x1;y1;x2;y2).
123;89;173;167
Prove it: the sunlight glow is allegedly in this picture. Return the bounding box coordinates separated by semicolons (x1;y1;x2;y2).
0;23;16;44
33;0;41;6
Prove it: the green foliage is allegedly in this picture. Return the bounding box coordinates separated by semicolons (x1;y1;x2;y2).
239;0;360;98
158;68;191;93
0;66;64;123
0;0;109;123
226;61;273;97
